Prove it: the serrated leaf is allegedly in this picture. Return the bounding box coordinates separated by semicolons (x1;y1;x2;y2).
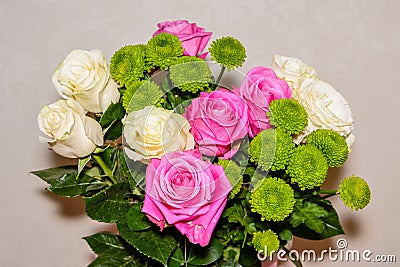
290;201;329;234
88;255;136;267
84;232;130;256
123;155;147;191
223;204;244;223
105;120;123;140
31;165;77;184
118;222;176;267
115;150;133;184
48;173;93;197
187;238;223;266
291;200;344;240
84;183;132;223
125;203;152;231
169;247;184;267
100;102;125;128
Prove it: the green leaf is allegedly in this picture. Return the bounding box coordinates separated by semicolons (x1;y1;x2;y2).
31;165;77;184
278;229;293;241
78;155;91;176
84;232;130;256
48;173;94;197
187;238;223;266
290;201;329;233
125;203;152;231
84;183;132;223
105;120;123;140
223;204;245;224
100;102;125;128
291;200;345;240
118;222;177;267
123;156;147;191
220;260;243;267
169;247;184;267
238;245;260;267
88;255;136;267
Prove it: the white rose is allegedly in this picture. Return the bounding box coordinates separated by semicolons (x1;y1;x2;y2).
293;78;355;147
123;106;195;163
52;49;120;113
38;99;103;158
271;55;317;90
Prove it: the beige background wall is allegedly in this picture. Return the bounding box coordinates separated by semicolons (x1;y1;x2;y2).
1;0;399;266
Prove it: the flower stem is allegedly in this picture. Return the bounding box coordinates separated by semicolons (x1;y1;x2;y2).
93;155;118;184
213;65;226;90
318;190;338;195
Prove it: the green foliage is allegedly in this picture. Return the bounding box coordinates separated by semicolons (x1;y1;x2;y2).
223;204;257;235
250;177;295;221
47;173;97;197
290;199;344;240
306;129;349;167
84;232;149;267
84;182;132;223
209;36;246;70
126;80;163;112
267;98;308;135
110;45;147;86
187;238;224;266
290;201;329;233
31;165;77;184
125;203;153;231
287;144;328;190
100;102;125;140
169;56;212;93
146;33;184;69
118;222;177;267
339;176;371;210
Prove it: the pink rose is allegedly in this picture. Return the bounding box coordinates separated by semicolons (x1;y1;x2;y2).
153;20;212;58
233;67;292;138
142;150;231;247
184;89;249;159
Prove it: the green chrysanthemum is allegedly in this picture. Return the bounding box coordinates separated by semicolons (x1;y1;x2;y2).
110;45;146;86
249;128;295;172
339;176;371;210
267;98;308;135
125;80;163;112
170;56;212;93
249;129;275;172
250;177;295;221
122;80;145;110
217;159;243;199
146;33;184;70
307;129;349;167
209;36;246;70
287;144;328;190
252;230;280;256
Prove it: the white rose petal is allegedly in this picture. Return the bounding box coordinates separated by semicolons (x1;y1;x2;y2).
123;106;195;163
38;99;104;158
293;78;354;147
272;55;317;90
52;49;120;113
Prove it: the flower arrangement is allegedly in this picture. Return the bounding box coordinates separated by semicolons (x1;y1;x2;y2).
33;20;371;267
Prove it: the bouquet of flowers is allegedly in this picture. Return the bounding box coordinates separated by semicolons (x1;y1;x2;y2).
33;20;371;267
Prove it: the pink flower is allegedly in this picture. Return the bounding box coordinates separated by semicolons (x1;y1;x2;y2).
153;20;212;58
233;67;292;138
142;150;231;247
184;89;249;159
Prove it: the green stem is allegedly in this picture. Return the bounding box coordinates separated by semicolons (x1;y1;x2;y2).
93;155;118;184
213;65;226;90
318;190;338;195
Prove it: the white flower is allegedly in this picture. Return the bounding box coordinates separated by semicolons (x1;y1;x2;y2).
52;49;120;113
271;55;317;90
38;99;103;158
293;78;355;146
123;106;195;163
